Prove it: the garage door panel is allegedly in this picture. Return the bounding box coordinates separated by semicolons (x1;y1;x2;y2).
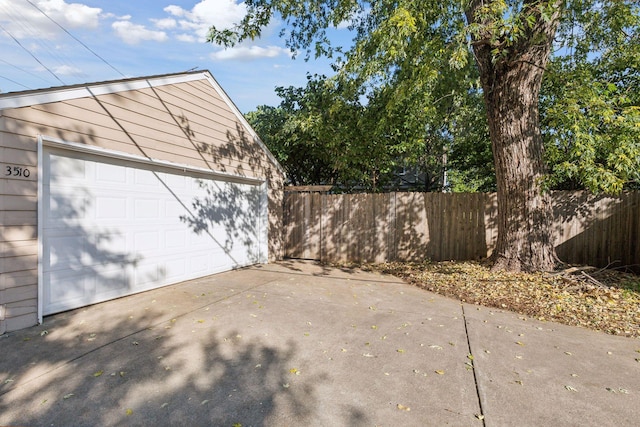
96;196;127;220
42;148;266;315
94;267;129;295
45;235;94;271
45;269;91;307
90;232;128;260
134;261;163;287
47;193;90;222
164;258;186;280
47;154;87;181
134;169;162;187
134;199;161;219
188;253;210;274
133;230;160;252
95;162;126;184
164;229;187;249
162;173;186;189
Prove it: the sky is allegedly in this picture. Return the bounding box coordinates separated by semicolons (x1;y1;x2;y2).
0;0;350;113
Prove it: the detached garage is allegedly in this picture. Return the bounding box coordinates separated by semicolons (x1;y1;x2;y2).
0;71;285;334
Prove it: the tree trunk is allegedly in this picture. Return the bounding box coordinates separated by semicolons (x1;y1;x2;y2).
483;62;557;272
466;1;563;272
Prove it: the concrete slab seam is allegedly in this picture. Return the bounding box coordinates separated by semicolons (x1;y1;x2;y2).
462;303;486;426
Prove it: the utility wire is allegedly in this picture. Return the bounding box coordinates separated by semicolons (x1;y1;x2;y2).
0;74;32;91
24;0;126;78
0;1;75;80
0;57;52;85
0;23;65;85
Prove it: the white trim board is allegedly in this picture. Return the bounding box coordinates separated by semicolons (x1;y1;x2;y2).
0;72;208;110
40;135;264;185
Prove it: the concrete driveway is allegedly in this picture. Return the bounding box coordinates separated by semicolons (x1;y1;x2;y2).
1;260;638;426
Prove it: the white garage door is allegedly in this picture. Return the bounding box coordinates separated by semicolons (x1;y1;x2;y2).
41;147;267;315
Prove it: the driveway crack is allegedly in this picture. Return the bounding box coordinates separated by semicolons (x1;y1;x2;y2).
462;303;486;426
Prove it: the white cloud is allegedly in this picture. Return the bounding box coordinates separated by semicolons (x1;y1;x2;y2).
112;20;168;44
210;45;291;61
163;5;186;18
152;18;177;30
176;33;197;43
0;0;102;39
164;0;246;42
53;64;84;76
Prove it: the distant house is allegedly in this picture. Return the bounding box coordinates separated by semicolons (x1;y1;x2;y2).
0;71;285;334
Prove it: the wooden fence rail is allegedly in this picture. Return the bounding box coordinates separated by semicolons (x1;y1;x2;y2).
283;190;640;270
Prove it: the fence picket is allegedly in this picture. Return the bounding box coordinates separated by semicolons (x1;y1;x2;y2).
283;190;640;270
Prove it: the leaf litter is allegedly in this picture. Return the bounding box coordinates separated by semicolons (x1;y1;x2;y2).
366;261;640;338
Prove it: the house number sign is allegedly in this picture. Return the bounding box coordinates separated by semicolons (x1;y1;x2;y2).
3;164;31;178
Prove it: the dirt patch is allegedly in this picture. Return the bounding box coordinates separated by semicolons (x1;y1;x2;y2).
365;261;640;338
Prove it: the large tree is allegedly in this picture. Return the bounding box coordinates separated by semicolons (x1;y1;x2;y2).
210;0;638;272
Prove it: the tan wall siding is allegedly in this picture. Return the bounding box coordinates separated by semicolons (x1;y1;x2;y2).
0;129;39;334
0;77;284;334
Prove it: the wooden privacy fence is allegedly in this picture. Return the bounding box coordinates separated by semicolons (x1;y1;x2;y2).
283;190;640;269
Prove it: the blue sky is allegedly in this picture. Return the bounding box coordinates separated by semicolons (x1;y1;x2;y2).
0;0;349;112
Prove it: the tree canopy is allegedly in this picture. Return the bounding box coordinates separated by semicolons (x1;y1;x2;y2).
211;0;640;271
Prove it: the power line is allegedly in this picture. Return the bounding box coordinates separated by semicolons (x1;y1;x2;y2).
0;74;32;91
0;23;65;85
0;57;52;85
24;0;126;78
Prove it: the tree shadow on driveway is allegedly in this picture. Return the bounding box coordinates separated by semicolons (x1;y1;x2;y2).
0;298;336;426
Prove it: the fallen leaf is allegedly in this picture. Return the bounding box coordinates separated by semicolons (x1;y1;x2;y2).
397;349;405;353
475;414;485;420
161;403;169;408
289;368;300;375
396;403;411;411
435;370;445;375
429;345;443;350
40;330;48;336
93;370;103;377
564;385;578;392
125;408;133;416
63;393;74;400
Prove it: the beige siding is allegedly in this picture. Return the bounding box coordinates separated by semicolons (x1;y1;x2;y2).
0;75;284;334
0;127;39;333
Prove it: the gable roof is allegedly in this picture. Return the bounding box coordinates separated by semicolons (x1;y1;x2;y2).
0;70;284;176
